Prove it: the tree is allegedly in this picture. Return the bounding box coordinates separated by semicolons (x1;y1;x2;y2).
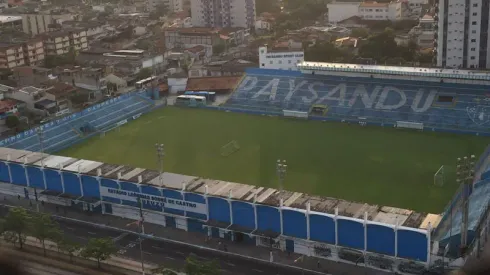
81;238;117;268
350;28;369;38
2;207;30;249
185;254;220;275
256;0;280;14
358;28;399;62
29;213;62;256
305;41;353;63
70;93;90;106
136;68;152;81
212;44;225;55
57;238;81;263
5;115;19;130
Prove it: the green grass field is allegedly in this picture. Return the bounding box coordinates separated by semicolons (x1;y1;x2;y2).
60;107;490;213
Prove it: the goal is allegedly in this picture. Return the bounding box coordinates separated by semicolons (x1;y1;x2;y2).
434;165;445;186
220;140;240;157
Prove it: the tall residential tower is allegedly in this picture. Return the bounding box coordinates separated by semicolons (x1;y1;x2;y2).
190;0;256;28
435;0;490;69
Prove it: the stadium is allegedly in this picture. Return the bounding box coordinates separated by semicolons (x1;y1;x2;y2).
0;62;489;274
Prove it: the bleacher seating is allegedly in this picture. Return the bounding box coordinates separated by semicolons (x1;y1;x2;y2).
226;69;490;133
4;94;153;153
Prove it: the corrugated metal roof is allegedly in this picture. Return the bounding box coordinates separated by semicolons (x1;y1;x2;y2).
0;148;433;228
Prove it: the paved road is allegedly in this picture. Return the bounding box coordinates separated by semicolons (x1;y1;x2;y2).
23;262;81;275
56;219;326;275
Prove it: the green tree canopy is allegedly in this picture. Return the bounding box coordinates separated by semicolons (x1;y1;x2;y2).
57;238;81;263
2;207;30;249
350;28;370;38
212;44;225;55
81;238;117;268
256;0;280;14
305;41;353;63
185;254;220;275
5;115;19;129
136;68;152;81
29;213;62;256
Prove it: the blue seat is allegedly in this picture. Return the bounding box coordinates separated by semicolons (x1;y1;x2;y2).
226;70;490;133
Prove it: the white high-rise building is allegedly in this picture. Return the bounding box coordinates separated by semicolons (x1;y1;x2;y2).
435;0;490;69
190;0;256;28
147;0;183;13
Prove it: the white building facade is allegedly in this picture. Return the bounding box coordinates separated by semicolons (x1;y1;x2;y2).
191;0;256;28
358;1;403;21
147;0;183;13
259;46;304;71
435;0;490;69
327;0;362;23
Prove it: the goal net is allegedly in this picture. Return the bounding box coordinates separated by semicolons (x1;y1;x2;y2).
434;165;445;187
220;140;240;157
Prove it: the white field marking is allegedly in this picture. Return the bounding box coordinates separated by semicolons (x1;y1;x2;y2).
225;262;236;267
66;227;75;230
144;120;152;124
77;236;87;240
87;232;97;235
164;256;175;260
144;251;152;255
151;245;163;249
175;251;185;255
252;269;264;273
158;116;166;119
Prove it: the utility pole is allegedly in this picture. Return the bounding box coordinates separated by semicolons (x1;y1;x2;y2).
155;144;164;186
276;160;287;191
457;155;475;256
137;197;145;275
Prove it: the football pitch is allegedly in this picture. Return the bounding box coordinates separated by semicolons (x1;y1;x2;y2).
60;107;490;213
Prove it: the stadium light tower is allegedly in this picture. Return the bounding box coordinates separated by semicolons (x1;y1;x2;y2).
36;128;44;166
457;155;475;255
276;160;287;191
155;143;164;185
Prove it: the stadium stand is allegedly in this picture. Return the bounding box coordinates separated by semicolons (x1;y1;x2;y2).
1;93;154;153
226;69;490;133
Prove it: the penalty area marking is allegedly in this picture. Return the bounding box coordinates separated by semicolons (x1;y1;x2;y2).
158;116;166;119
144;120;152;124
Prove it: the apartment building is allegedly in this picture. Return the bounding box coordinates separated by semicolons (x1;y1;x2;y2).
42;29;88;56
435;0;490;69
147;0;183;13
19;13;76;36
0;36;45;69
0;15;22;30
358;1;403;21
190;0;256;28
258;46;304;71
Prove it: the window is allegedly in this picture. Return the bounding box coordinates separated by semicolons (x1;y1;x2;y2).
473;12;477;16
471;56;476;60
471;48;476;51
472;21;477;25
473;3;478;7
269;60;273;64
471;39;477;42
288;60;292;64
472;30;477;34
278;60;282;64
261;63;265;66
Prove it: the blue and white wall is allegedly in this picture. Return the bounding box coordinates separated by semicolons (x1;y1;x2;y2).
0;160;431;265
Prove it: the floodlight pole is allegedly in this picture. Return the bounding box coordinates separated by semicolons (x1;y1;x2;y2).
155;144;164;186
36;128;44;167
276;160;287;191
35;128;44;213
457;155;475;256
137;197;145;275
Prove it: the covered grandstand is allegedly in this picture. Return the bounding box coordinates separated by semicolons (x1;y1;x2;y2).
0;92;155;153
226;67;490;135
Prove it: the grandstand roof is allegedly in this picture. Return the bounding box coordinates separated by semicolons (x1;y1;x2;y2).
0;147;436;230
297;62;490;81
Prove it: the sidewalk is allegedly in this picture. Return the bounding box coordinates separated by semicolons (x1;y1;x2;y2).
0;194;383;275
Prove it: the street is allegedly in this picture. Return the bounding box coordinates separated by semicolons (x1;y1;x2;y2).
56;219;325;275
